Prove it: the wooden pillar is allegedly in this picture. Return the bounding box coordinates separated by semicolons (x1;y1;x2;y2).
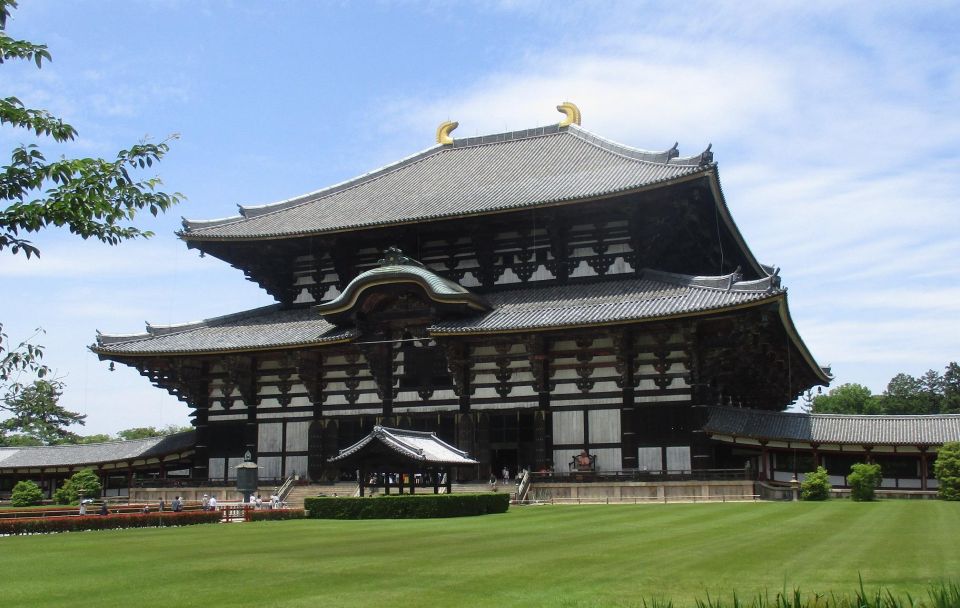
920;448;929;491
445;467;452;494
433;468;440;494
359;464;366;497
811;444;820;469
409;471;415;495
759;442;769;481
193;405;210;481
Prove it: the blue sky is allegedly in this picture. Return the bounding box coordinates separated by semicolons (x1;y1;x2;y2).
2;1;958;435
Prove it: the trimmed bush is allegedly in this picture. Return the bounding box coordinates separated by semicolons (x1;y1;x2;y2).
933;441;960;501
246;508;306;522
10;480;44;507
848;462;882;501
801;466;831;501
304;493;510;519
0;510;221;535
52;469;102;505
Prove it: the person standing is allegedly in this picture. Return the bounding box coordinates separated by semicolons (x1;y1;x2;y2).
202;494;210;510
78;500;87;516
502;466;510;484
172;496;183;512
208;495;218;511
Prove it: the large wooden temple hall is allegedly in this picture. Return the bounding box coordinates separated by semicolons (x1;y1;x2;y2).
5;102;953;498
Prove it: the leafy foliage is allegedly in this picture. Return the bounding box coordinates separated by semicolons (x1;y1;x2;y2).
800;466;831;501
52;468;102;505
246;508;306;522
933;441;960;501
304;493;511;519
812;384;881;414
10;479;43;506
847;463;882;501
116;425;192;441
0;0;182;259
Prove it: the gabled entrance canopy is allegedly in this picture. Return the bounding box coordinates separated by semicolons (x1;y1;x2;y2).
329;426;478;496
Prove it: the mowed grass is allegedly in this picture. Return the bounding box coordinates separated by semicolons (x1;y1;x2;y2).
1;501;958;607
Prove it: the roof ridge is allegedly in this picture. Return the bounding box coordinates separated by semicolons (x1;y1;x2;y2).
642;268;781;293
567;124;714;167
97;304;283;345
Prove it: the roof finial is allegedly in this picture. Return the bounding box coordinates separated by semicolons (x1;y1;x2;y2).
556;101;581;127
436;120;458;145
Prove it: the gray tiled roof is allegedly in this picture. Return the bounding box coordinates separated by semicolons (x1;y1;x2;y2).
429;270;781;334
181;124;711;241
329;426;478;465
0;432;195;470
94;305;354;355
94;270;780;355
703;406;960;446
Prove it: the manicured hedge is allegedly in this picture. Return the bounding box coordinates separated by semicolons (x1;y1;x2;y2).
246;508;306;522
304;493;510;519
0;510;222;535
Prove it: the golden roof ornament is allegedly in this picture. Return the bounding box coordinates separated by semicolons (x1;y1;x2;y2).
436;120;458;145
556;101;581;127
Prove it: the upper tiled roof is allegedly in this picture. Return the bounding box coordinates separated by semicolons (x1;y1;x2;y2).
429;269;781;334
704;406;960;446
181;124;712;241
94;270;781;356
329;426;478;465
94;305;353;355
0;432;195;470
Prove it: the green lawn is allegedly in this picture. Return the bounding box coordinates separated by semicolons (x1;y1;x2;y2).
1;501;958;607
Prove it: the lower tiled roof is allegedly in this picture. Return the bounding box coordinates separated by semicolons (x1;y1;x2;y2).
704;406;960;446
95;271;780;355
0;432;195;470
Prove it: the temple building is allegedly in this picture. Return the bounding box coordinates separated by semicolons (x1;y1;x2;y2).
51;102;951;496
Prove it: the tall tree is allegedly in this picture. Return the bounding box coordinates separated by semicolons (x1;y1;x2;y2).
0;379;86;445
0;0;179;436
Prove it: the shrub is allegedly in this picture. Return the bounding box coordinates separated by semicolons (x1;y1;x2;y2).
0;510;221;535
933;441;960;501
10;480;44;507
246;508;306;522
304;493;510;519
52;469;102;505
848;462;882;501
801;466;831;501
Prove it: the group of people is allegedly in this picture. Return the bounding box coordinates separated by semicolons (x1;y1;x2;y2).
247;493;282;509
201;494;218;511
77;499;111;516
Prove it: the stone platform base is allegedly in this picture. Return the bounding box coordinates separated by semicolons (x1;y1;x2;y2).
528;480;756;503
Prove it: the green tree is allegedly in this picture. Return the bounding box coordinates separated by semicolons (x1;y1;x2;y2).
848;462;882;501
10;479;43;506
0;379;85;445
52;469;102;505
811;384;881;414
801;466;831;501
933;441;960;501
